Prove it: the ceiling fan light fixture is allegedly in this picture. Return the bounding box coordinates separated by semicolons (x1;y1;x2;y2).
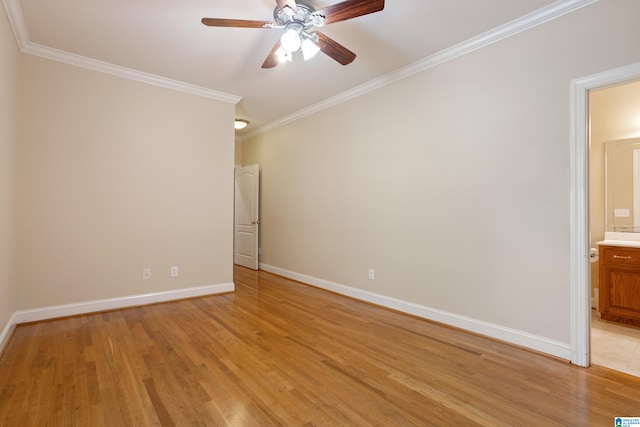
280;28;301;52
301;37;320;60
275;46;292;63
234;119;249;130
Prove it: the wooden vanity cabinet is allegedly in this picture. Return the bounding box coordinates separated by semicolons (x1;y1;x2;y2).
599;245;640;327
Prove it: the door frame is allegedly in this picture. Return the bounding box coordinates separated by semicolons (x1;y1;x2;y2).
570;61;640;367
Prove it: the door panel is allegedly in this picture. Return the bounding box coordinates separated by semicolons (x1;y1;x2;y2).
234;164;259;269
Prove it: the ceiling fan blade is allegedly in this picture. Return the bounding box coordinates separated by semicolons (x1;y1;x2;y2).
201;18;272;28
275;0;297;13
262;40;283;69
315;32;356;65
315;0;384;25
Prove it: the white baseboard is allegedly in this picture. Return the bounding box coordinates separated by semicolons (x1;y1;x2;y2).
260;263;572;361
0;312;17;355
0;282;234;354
11;282;234;325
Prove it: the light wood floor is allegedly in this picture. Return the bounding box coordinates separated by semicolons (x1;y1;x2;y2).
2;266;640;426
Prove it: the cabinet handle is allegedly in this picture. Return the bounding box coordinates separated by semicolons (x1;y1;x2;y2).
613;255;633;260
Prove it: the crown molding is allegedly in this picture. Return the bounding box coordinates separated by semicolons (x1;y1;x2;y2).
3;0;596;129
2;0;241;104
2;0;27;47
22;42;241;103
243;0;598;140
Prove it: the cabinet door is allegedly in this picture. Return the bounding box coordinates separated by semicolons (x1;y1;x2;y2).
601;264;640;319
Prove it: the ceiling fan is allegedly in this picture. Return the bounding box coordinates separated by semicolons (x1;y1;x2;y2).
201;0;385;68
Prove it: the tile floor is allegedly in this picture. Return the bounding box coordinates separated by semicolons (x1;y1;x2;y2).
591;309;640;377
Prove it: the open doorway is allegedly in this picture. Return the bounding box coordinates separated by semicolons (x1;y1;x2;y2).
588;80;640;376
569;61;640;369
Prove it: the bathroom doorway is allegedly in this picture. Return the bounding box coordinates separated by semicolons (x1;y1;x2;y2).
570;62;640;369
588;78;640;376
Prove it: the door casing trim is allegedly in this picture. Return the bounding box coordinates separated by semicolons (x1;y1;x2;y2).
570;61;640;367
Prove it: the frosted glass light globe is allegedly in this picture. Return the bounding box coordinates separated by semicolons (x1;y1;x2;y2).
281;28;301;52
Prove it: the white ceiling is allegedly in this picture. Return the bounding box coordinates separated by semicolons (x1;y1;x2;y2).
5;0;591;136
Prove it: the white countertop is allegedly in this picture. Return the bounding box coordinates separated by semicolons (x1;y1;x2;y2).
597;240;640;248
597;232;640;248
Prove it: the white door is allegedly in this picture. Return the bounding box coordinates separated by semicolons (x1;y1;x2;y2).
234;164;260;269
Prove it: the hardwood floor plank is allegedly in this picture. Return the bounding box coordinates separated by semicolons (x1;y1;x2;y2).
2;265;640;425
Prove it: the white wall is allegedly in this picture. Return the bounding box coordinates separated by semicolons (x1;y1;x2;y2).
15;54;235;310
0;2;18;345
242;0;640;352
235;137;243;168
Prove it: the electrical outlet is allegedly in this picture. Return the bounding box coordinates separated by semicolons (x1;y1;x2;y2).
368;269;375;280
143;268;151;280
614;208;630;218
170;266;179;278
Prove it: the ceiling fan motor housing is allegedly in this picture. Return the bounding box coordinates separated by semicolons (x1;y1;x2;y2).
273;3;324;30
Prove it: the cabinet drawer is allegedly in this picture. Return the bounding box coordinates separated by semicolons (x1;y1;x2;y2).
600;246;640;266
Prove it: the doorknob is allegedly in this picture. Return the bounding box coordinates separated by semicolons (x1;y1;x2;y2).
251;220;260;225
